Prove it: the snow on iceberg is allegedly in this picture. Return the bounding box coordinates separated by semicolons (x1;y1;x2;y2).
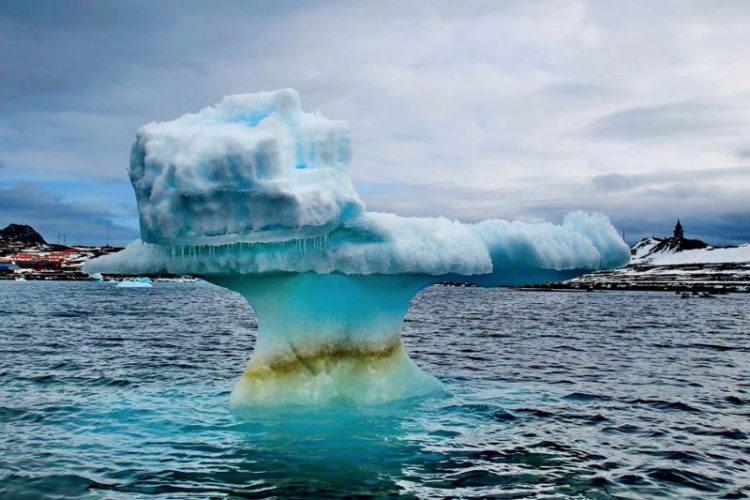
86;89;630;407
130;89;363;245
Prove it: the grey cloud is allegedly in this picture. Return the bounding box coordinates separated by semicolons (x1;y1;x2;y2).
591;166;750;193
1;0;749;245
539;82;617;100
617;211;750;246
588;102;737;141
711;211;750;242
0;183;138;246
591;173;641;192
525;185;750;246
583;166;750;243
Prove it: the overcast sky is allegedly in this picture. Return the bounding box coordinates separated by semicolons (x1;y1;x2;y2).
1;0;749;246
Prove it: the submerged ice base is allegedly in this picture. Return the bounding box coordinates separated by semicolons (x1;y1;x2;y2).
209;273;441;406
85;88;631;407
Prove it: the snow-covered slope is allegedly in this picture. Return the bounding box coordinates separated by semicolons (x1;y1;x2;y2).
647;244;750;265
556;237;750;292
629;236;750;265
630;237;662;263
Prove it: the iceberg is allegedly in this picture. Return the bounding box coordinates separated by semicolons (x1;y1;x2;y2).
86;89;630;407
115;277;153;288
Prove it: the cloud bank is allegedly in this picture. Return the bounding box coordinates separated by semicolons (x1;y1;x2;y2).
1;0;749;245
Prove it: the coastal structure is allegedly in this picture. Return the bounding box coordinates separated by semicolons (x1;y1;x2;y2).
542;219;750;293
673;218;684;240
0;223;121;280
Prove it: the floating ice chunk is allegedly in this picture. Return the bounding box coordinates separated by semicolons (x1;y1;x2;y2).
115;278;153;288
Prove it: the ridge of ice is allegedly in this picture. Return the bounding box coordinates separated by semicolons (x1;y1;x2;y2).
86;210;628;280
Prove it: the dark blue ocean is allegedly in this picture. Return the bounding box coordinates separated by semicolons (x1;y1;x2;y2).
1;281;748;498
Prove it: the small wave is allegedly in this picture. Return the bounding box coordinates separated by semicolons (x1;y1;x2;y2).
553;344;585;352
20;374;58;384
92;377;132;387
688;343;748;352
560;413;609;424
49;311;89;318
491;409;518;421
617;473;651;485
445;469;517;488
655;342;749;352
444;403;517;422
562;392;613;402
725;395;747;406
643;449;704;463
13;374;133;387
681;426;748;440
430;429;462;438
0;406;32;421
602;424;641;435
646;467;726;492
516;408;554;418
0;473;119;498
629;398;702;413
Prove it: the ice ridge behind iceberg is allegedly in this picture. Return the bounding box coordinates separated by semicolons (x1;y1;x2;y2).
86;89;630;407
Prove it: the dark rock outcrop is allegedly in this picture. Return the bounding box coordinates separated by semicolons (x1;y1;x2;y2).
0;224;47;245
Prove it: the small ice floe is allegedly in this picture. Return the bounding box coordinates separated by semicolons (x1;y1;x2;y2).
116;277;153;288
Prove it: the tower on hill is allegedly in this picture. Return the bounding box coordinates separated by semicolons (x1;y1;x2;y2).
673;218;684;240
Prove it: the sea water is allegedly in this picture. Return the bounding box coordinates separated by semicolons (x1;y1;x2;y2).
0;281;748;498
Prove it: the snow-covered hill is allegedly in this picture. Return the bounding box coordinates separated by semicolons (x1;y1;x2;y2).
542;236;750;292
630;236;750;265
645;244;750;265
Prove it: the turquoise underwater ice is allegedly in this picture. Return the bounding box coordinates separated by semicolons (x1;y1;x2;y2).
86;88;630;407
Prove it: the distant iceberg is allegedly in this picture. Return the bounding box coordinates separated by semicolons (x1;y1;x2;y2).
115;277;153;288
86;89;629;407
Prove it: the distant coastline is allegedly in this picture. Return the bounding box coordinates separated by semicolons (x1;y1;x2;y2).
0;223;122;281
2;221;749;291
524;220;749;294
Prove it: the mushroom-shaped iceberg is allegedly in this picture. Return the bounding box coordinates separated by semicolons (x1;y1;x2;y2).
86;89;630;407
